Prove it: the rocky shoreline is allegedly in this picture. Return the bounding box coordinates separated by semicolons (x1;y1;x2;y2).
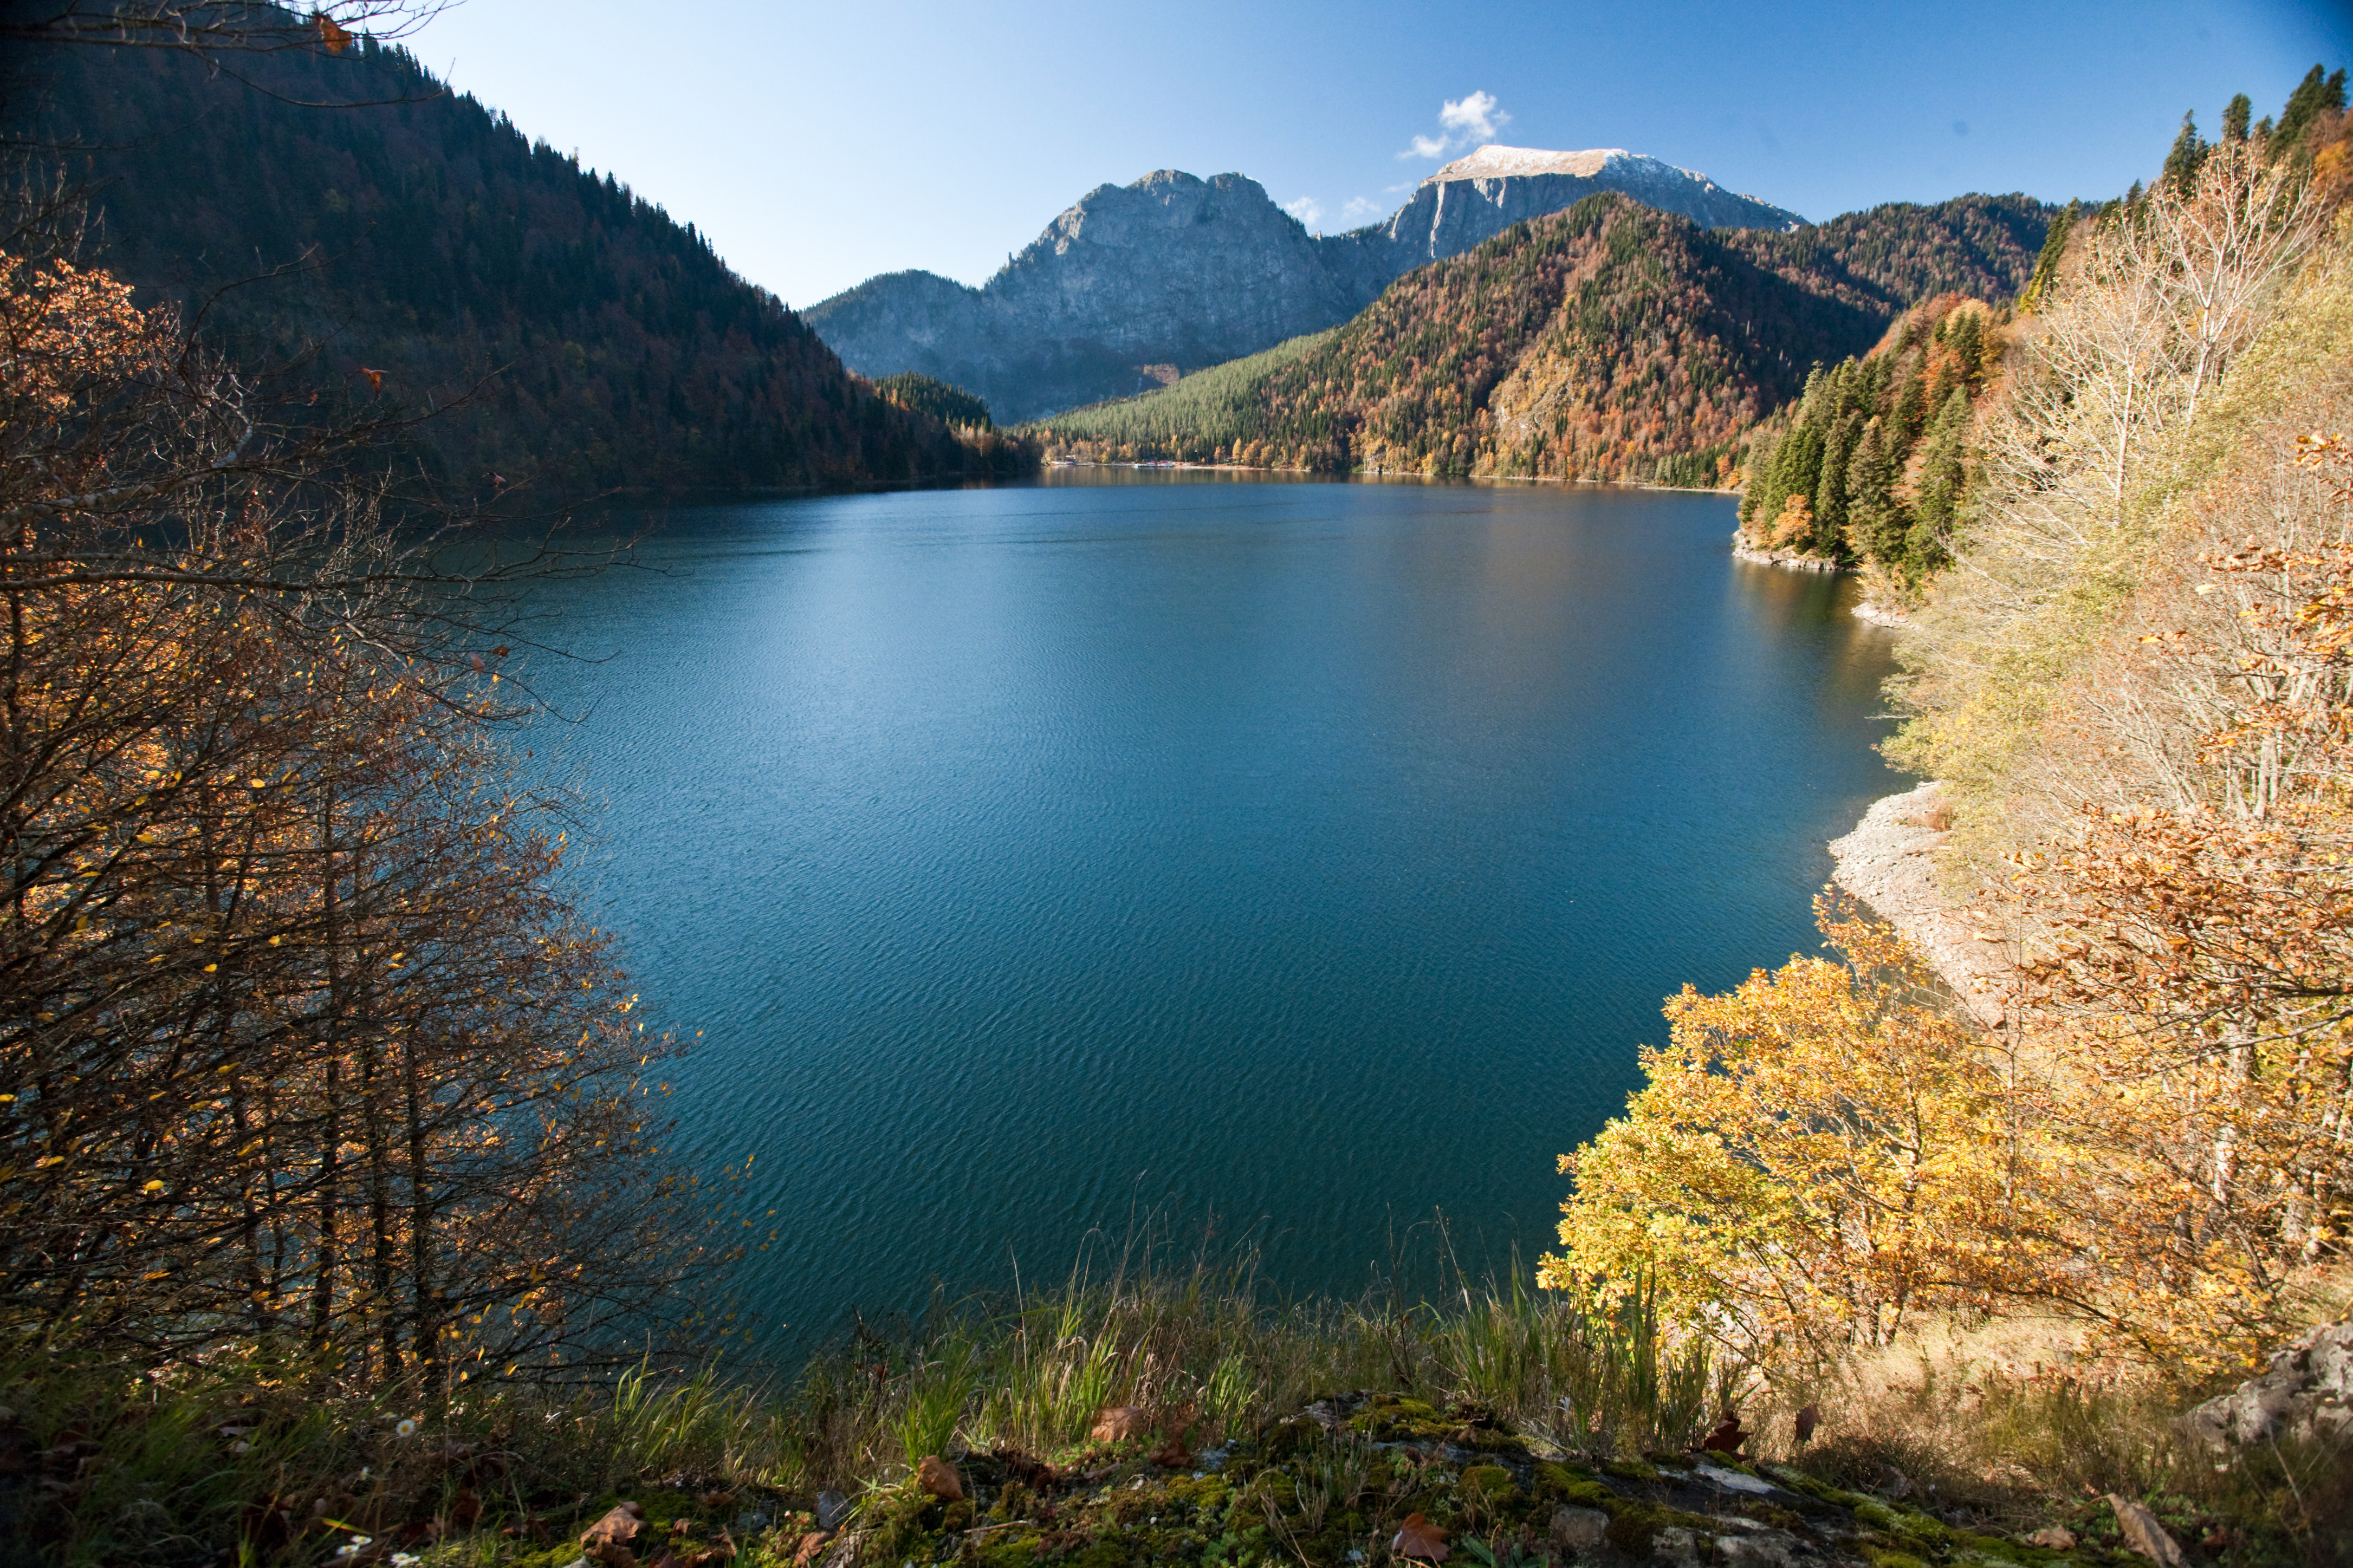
1826;782;2015;1027
1730;539;1842;572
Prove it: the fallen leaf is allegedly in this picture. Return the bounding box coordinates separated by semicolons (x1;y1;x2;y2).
1699;1411;1745;1453
1393;1512;1449;1562
582;1501;646;1550
1792;1403;1819;1445
2025;1527;2078;1550
1090;1406;1146;1443
916;1454;963;1500
790;1532;829;1567
696;1490;737;1510
451;1488;482;1531
2107;1495;2188;1568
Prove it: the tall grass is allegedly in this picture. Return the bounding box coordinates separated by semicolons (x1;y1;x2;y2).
770;1235;1727;1498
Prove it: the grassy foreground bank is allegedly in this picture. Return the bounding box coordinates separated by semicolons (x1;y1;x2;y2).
8;1246;2347;1568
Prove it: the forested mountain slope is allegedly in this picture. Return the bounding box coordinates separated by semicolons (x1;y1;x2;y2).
17;37;1019;493
805;149;1810;423
1033;193;2052;483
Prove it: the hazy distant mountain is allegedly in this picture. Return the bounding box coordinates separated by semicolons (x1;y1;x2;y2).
805;148;1808;422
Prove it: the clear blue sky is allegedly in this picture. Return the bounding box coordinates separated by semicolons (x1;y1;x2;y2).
405;0;2353;309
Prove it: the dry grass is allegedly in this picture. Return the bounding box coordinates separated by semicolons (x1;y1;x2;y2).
1734;1293;2353;1566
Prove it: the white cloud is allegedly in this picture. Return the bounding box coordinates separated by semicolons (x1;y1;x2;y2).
1284;195;1325;227
1399;90;1509;160
1439;90;1505;143
1341;196;1382;223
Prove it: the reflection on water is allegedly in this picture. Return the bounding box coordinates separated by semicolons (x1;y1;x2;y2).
525;476;1902;1348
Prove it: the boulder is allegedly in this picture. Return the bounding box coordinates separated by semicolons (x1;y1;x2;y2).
2181;1318;2353;1449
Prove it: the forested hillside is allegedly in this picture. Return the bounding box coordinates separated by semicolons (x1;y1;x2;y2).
18;37;1026;493
1033;193;2053;483
1734;292;2010;582
1553;58;2353;1413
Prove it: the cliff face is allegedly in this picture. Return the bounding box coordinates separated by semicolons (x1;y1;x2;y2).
1357;146;1804;271
805;149;1806;422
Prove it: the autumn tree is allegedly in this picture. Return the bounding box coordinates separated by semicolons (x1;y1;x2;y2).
1542;899;2039;1367
0;235;720;1384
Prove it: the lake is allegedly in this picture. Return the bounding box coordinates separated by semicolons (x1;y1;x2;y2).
526;471;1901;1346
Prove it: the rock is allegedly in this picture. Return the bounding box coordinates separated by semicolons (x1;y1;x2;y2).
1826;782;2011;1027
815;1489;851;1531
1695;1464;1775;1495
2107;1495;2188;1568
2024;1527;2078;1550
805;153;1803;423
1651;1526;1704;1568
2181;1318;2353;1450
1714;1526;1804;1567
1551;1505;1609;1551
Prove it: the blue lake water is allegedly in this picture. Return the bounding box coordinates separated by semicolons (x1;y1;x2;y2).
524;472;1902;1346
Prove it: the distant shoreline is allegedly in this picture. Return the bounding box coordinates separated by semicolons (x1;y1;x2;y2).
1041;457;1740;495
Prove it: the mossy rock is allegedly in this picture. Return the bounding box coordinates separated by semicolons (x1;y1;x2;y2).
1535;1469;1617;1512
1257;1419;1317;1462
1459;1463;1517;1502
1600;1458;1662;1483
1861;1549;1937;1568
1347;1397;1454;1441
1736;1498;1810;1533
1855;1499;1953;1543
1763;1463;1874;1510
1166;1473;1229;1511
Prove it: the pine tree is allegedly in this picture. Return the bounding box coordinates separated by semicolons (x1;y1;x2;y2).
1813;407;1863;558
2222;93;2252;144
1907;387;1972;568
1844;417;1900;565
2273;64;2347;156
2019;199;2078;313
2162;112;2209;196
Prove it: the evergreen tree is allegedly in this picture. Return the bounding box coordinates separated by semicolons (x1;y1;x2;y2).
1845;417;1901;563
2222;93;2252;144
2019;199;2078;313
1908;387;1972;568
2161;112;2209;196
2273;64;2348;156
1813;407;1863;557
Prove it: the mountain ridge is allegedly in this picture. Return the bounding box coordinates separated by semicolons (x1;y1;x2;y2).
805;148;1810;422
1027;191;2055;485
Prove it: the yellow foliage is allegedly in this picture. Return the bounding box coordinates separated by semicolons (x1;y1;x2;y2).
1543;899;2030;1365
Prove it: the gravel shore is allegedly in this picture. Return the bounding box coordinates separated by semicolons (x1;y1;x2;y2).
1826;782;2016;1026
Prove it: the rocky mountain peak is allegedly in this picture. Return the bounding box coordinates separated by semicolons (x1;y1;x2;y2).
806;149;1809;421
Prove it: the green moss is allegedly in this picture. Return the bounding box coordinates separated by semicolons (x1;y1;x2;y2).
1737;1499;1808;1532
1762;1463;1873;1510
1861;1550;1936;1568
1855;1500;1953;1543
1601;1458;1662;1483
1459;1464;1517;1502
